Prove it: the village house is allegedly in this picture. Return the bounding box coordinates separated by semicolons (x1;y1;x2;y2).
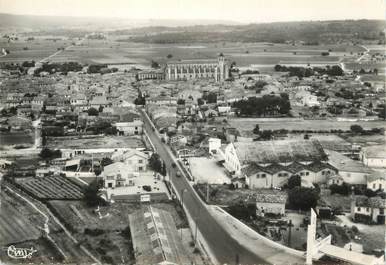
102;162;138;188
326;149;374;185
111;149;149;172
360;145;386;168
70;94;88;106
223;139;327;175
350;195;385;224
169;135;188;146
222;140;335;189
89;95;109;109
294;91;320;107
177;89;202;102
114;112;143;136
243;161;337;189
253;192;288;216
366;172;385;192
146;96;178;106
327;174;345;186
31;95;46;111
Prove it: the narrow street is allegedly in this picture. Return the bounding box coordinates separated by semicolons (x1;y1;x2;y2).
139;108;305;265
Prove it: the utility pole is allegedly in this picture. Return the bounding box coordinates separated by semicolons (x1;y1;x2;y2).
288;219;292;247
206;183;209;203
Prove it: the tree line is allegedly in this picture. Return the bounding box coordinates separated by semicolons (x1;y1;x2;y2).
274;64;344;78
233;94;291;117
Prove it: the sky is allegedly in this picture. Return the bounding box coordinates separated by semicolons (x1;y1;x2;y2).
0;0;384;23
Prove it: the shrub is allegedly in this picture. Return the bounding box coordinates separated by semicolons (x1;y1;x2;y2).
288;187;319;211
329;183;351;195
101;255;114;264
287;175;301;189
354;213;372;224
84;228;105;236
142;185;151;192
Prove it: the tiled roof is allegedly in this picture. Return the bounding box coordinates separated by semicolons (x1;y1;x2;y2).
355;196;385;208
234;139;327;164
254;193;287;204
363;145;386;159
367;171;385;183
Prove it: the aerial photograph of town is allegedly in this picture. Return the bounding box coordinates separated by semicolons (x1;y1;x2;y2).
0;0;385;264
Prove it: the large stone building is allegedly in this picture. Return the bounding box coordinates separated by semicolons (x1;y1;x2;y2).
166;55;229;82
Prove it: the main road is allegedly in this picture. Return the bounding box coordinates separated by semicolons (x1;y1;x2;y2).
139;109;271;265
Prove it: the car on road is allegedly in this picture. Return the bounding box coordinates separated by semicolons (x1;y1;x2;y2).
176;171;181;178
172;162;177;168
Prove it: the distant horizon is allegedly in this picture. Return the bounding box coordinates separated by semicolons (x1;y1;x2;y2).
0;0;384;24
0;12;384;26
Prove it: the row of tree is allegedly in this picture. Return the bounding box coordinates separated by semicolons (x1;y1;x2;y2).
233;94;291;117
274;64;344;77
34;62;83;76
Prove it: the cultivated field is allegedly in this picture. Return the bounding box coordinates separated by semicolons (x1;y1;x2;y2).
0;200;41;245
228;118;386;133
1;35;366;72
0;37;70;63
16;176;83;200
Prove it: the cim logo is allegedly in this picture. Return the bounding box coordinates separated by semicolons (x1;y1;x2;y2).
7;245;37;259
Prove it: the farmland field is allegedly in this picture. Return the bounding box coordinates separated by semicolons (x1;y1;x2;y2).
0;37;70;63
0;199;41;245
16;176;83;200
228;118;386;132
1;35;366;72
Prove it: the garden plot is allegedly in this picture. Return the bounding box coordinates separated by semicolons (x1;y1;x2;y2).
16;176;83;200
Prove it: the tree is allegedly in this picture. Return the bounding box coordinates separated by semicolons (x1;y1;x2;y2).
350;124;364;134
101;157;113;167
197;98;205;106
39;148;62;160
253;124;260;134
329;183;350;195
98;105;104;112
166;54;173;59
87;107;99;116
287;175;301;189
203;92;217;104
149;153;162;173
259;130;273;140
134;96;146;105
83;180;104;207
151;60;160;69
9;107;17;115
288;187;319;211
177;99;185;105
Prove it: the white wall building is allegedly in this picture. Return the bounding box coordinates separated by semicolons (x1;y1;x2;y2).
102;162;139;188
367;173;385;192
360;145;386;168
